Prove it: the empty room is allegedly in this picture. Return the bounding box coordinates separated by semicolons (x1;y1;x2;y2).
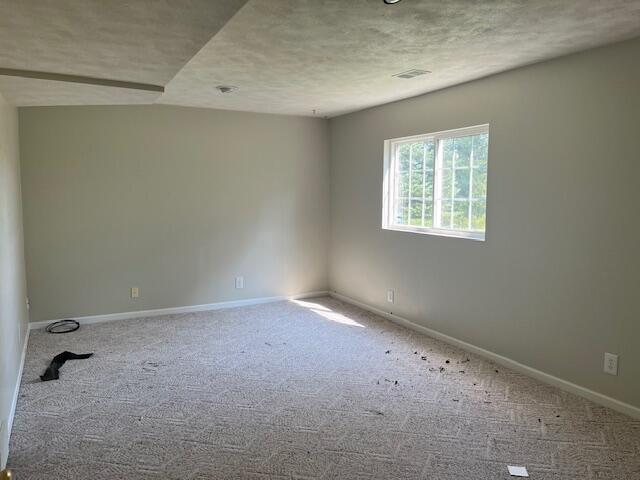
1;1;639;479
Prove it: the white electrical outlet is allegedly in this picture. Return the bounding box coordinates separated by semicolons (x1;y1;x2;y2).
604;352;618;375
387;289;394;303
235;276;244;289
131;287;139;298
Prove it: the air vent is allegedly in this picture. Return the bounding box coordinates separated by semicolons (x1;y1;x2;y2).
392;69;431;79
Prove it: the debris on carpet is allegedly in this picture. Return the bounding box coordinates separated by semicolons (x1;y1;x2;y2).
365;409;384;416
40;351;93;381
507;465;529;477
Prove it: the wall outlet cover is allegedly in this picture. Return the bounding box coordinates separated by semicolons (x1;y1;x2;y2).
604;352;618;375
387;289;394;303
131;287;139;298
235;276;244;289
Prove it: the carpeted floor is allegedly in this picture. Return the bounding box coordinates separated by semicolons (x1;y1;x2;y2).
8;296;640;479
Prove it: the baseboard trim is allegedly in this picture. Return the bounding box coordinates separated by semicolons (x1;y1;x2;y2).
330;291;640;420
29;291;329;330
3;327;29;469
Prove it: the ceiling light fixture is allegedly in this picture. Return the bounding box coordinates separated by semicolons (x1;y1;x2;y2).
216;85;237;94
383;0;402;4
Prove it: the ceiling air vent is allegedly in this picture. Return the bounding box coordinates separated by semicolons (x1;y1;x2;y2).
392;69;431;79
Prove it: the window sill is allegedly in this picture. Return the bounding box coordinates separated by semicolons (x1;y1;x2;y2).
382;225;485;241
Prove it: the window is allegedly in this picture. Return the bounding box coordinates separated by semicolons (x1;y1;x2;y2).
382;125;489;241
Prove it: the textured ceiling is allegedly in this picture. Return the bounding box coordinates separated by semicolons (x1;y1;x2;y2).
0;0;248;105
1;0;640;115
161;0;640;117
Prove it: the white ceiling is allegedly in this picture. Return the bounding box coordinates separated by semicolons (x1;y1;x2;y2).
2;0;640;116
0;0;249;105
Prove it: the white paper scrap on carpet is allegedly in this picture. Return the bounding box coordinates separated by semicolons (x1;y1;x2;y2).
508;465;529;477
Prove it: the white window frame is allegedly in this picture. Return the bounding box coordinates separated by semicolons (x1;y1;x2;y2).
382;124;489;241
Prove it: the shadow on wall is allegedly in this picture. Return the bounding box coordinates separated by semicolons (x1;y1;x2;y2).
189;180;325;304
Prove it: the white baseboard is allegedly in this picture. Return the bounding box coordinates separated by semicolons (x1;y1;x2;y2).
29;290;329;330
330;291;640;420
2;327;29;469
25;288;639;420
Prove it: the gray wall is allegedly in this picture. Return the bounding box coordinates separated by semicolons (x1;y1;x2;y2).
0;92;28;468
329;38;640;408
19;105;330;322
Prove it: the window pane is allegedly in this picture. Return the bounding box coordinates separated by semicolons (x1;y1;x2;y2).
419;142;435;200
472;133;488;167
442;138;454;169
393;140;436;228
399;144;410;169
471;200;486;231
411;169;424;197
409;199;423;226
454;136;472;168
394;197;409;225
453;200;470;230
472;167;487;198
423;201;434;228
411;142;424;171
439;199;453;228
397;144;410;197
385;127;487;238
440;168;453;199
454;167;470;199
423;168;434;201
425;141;435;169
397;169;409;197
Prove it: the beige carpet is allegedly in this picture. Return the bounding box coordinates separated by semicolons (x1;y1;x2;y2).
8;296;640;479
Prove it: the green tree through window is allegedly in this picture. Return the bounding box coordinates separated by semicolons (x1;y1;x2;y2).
384;125;489;240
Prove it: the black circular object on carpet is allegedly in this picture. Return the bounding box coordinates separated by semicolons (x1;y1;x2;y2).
45;319;80;334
